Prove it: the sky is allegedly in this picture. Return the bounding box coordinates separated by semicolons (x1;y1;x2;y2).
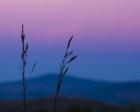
0;0;140;81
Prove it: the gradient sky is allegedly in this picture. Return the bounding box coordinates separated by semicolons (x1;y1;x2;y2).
0;0;140;81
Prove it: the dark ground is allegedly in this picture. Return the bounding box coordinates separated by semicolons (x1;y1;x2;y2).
0;97;139;112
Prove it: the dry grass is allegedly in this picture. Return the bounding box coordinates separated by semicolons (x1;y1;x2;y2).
53;36;78;112
20;25;77;112
20;24;29;112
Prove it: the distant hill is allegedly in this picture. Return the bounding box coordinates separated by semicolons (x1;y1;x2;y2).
0;74;140;105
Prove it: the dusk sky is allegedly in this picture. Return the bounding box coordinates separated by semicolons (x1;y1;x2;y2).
0;0;140;81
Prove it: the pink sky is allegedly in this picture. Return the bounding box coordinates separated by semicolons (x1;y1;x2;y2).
0;0;140;81
0;0;140;51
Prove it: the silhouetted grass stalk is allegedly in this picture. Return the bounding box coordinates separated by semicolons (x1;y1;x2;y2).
21;24;28;112
53;36;78;112
30;62;37;78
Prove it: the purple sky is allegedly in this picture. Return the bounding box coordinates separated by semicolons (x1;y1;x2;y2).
0;0;140;81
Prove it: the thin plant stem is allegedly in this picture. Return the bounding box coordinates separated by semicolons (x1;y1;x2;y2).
21;24;28;112
53;36;78;112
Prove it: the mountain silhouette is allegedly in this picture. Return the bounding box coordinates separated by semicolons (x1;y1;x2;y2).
0;74;140;105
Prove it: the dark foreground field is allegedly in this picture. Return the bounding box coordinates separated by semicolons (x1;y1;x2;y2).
0;97;139;112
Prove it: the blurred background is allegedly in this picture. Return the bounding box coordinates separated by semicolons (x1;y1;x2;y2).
0;0;140;81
